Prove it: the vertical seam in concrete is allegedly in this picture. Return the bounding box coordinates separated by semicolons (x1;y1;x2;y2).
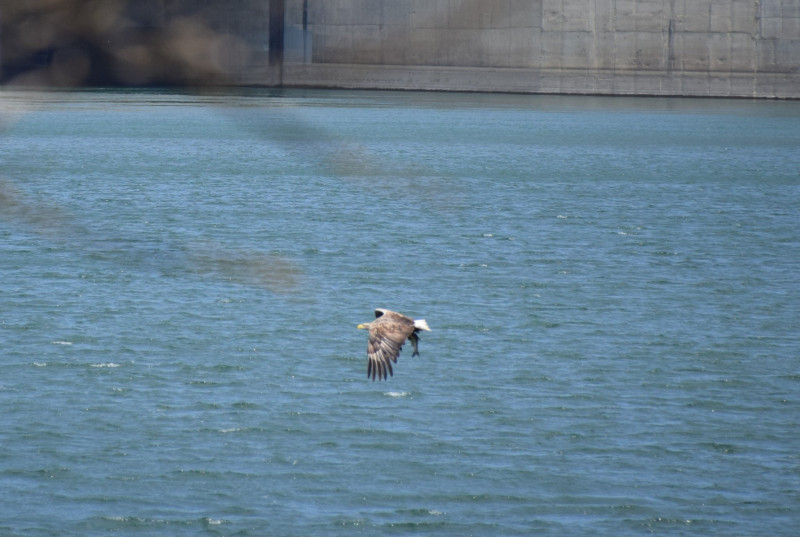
707;3;713;83
590;0;597;72
269;0;286;85
612;0;618;83
754;0;761;95
537;0;543;71
667;0;675;73
559;0;565;89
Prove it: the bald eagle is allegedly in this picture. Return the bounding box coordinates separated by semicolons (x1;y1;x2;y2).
357;309;430;381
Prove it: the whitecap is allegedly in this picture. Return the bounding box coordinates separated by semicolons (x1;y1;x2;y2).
384;391;410;397
51;340;73;345
90;363;121;368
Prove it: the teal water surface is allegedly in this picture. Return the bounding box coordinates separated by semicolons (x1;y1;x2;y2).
1;88;799;536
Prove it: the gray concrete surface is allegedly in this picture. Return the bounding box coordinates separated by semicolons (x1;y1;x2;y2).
278;0;800;98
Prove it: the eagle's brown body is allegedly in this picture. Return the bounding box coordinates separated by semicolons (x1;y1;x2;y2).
357;309;430;381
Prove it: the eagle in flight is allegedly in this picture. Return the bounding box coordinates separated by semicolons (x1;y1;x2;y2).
357;309;430;381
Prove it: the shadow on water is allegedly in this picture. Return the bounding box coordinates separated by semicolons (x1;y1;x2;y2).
1;0;470;225
0;176;301;294
212;90;470;217
0;176;78;238
0;1;470;294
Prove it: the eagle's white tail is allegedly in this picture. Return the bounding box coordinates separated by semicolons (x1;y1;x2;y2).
414;319;430;331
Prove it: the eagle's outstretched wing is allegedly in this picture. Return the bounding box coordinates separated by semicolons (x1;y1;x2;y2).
366;319;413;381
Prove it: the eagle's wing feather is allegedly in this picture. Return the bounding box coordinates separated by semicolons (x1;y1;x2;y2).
366;321;411;380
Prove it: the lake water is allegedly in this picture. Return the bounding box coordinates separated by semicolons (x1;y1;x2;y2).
1;88;798;536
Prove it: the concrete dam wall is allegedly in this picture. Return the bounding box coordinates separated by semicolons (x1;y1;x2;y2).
2;0;798;98
281;0;799;98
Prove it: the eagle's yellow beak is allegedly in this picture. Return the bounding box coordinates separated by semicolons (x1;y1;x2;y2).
357;324;366;329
